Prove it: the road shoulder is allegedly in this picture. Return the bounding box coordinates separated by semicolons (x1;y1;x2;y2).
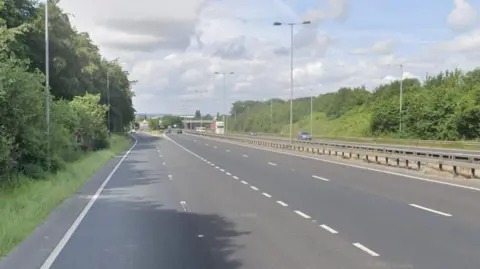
0;139;136;269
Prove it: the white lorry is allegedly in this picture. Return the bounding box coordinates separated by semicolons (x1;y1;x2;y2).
214;121;225;134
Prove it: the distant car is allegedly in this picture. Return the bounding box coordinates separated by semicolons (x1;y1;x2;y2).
130;129;136;134
165;129;171;134
249;132;257;136
297;131;312;141
177;129;183;134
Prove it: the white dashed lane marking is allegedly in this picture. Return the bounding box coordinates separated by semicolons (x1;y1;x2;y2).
294;210;311;219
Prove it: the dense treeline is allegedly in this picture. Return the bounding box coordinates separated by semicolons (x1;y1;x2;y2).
0;0;135;182
231;68;480;140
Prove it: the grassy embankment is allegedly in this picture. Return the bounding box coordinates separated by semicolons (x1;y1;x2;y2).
277;107;480;150
0;134;131;257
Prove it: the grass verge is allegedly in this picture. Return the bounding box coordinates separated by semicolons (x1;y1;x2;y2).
0;134;131;257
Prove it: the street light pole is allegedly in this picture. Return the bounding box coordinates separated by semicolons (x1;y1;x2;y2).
399;64;403;133
310;91;313;134
270;99;273;131
273;20;311;143
107;69;110;134
214;71;234;133
45;0;51;171
195;90;207;128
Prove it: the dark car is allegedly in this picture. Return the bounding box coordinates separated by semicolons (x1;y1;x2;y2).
297;131;312;141
177;129;183;134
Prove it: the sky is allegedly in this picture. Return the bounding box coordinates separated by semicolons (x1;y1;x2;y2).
57;0;480;115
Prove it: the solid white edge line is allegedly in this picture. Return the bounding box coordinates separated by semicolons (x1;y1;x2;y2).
185;133;480;192
262;192;272;198
409;204;452;216
241;181;248;184
268;162;277;166
294;210;311;219
353;243;379;257
180;201;188;212
320;224;338;234
40;137;138;269
276;200;288;206
312;175;330;181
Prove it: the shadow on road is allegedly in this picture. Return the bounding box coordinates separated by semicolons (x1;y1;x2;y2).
52;133;249;269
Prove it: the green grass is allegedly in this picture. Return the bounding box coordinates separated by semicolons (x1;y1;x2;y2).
0;134;131;257
289;106;372;137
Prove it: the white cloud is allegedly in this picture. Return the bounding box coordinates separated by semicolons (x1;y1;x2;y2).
57;0;480;115
447;0;478;31
435;28;480;53
350;39;397;55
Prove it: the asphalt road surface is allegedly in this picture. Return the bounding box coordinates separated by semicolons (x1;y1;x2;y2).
2;132;480;268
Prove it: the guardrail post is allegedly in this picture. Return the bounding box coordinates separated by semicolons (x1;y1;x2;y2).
328;150;331;156
375;156;378;163
417;161;421;170
439;163;443;171
366;155;369;161
349;152;352;158
453;166;457;177
406;160;409;169
386;157;389;165
472;168;476;178
396;158;400;167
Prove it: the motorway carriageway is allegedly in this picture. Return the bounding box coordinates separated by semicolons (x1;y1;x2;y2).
3;132;480;269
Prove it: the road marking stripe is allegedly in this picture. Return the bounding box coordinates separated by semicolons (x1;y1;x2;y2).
233;176;239;180
409;204;452;216
242;154;248;158
168;175;173;180
39;138;138;269
226;149;230;152
353;243;379;257
162;162;166;165
220;168;225;172
186;134;480;193
241;181;248;184
276;201;288;206
214;146;217;149
180;201;188;212
312;175;329;181
268;162;277;166
262;192;272;198
320;224;338;234
159;155;163;157
294;210;311;219
226;172;232;176
250;186;259;191
215;166;220;169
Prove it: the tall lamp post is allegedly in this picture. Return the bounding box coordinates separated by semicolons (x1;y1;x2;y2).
195;90;207;128
273;20;311;143
214;71;234;132
45;0;51;170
